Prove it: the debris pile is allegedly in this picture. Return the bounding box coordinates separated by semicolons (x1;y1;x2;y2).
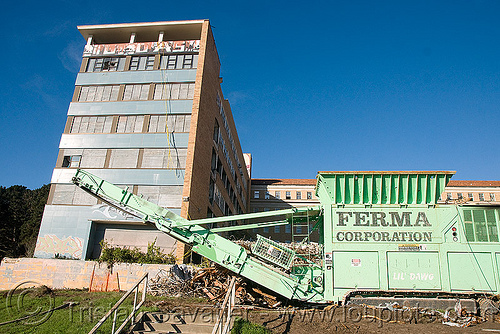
148;264;197;297
190;266;282;307
148;264;282;308
441;300;484;328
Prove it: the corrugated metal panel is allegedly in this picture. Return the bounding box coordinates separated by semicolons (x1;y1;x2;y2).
316;171;455;205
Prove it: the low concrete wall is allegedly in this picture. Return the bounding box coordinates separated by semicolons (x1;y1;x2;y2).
0;257;172;291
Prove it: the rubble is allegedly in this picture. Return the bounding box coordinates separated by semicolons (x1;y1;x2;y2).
148;264;283;308
148;264;197;298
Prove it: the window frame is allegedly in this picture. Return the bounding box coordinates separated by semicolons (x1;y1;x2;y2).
62;155;81;168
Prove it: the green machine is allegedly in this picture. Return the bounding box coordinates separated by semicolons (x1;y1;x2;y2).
72;169;500;308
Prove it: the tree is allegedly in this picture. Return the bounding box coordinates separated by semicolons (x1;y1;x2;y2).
0;184;50;260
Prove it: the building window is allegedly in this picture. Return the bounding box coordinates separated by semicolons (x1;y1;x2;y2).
285;225;291;233
209;180;214;204
62;155;81;168
307;192;312;200
263;227;269;233
254;191;259;199
275;191;280;199
457;193;463;200
479;193;485;201
129;56;155;71
86;57;126;72
286;191;291;200
274;226;280;233
265;191;270;199
148;114;191;133
491;193;496;201
160;54;198;69
296;226;302;234
116;116;144;133
296;191;301;200
468;193;474;201
463;209;499;242
447;193;452;200
141;148;187;169
78;85;120;102
154;83;195;100
123;84;150;101
213;120;220;144
70;116;113;133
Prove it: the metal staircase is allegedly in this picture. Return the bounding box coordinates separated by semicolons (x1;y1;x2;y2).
130;312;216;334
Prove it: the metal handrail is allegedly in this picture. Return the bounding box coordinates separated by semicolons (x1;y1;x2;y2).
212;276;237;334
88;272;148;334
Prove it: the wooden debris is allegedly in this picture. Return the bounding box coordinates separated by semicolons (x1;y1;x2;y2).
149;264;282;308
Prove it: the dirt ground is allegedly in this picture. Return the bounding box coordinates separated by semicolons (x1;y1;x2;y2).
243;307;500;334
152;298;500;334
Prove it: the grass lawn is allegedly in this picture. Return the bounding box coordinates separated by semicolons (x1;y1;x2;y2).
0;287;273;334
0;287;164;334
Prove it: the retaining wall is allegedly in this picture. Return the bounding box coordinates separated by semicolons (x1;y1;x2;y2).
0;257;172;291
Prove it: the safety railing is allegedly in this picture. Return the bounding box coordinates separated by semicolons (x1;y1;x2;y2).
212;276;237;334
88;273;148;334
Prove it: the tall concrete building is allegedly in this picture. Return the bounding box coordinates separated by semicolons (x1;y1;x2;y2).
35;20;250;261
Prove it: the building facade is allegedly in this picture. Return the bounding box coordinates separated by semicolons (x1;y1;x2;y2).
250;179;319;243
35;20;250;261
250;177;500;242
439;180;500;205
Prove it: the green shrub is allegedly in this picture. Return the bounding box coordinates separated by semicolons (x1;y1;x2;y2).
98;239;176;265
231;317;272;334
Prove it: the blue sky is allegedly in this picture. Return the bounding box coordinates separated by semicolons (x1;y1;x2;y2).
1;0;499;189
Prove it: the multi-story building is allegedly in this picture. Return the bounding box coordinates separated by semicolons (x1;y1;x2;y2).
34;20;250;261
251;179;319;211
439;180;500;205
250;179;319;243
250;176;500;242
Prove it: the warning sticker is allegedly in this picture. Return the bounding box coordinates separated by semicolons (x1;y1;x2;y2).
351;258;361;267
398;244;427;251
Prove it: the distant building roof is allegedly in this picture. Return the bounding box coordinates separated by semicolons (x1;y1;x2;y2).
317;170;456;175
447;180;500;187
251;179;316;186
252;178;500;188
